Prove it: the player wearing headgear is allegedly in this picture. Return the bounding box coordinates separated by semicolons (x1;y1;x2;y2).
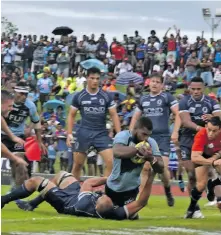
1;82;44;187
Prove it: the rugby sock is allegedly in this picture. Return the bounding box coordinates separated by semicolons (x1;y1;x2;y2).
178;175;183;181
29;195;44;208
210;178;221;187
188;187;203;212
164;186;172;196
2;184;32;204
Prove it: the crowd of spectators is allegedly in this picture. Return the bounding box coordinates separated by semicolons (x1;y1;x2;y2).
1;29;221;176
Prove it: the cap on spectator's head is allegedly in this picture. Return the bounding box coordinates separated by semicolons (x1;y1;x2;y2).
183;35;188;39
150;30;156;35
124;57;128;61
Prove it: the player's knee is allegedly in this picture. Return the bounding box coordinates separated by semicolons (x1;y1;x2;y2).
196;181;206;192
55;171;73;186
37;178;50;192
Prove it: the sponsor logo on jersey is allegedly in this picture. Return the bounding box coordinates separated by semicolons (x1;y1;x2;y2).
82;101;92;105
143;107;163;116
84;107;105;114
142;101;150;107
91;97;97;100
8;114;25;123
195;104;201;108
150;99;156;101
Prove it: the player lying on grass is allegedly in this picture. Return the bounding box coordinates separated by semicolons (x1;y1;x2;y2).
15;116;164;213
2;167;156;220
106;116;164;207
185;117;221;218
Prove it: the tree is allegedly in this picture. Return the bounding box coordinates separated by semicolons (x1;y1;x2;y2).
1;16;18;37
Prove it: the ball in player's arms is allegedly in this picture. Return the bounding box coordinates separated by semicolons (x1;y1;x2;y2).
131;141;151;164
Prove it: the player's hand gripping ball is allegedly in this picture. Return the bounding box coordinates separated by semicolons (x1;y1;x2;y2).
131;141;150;164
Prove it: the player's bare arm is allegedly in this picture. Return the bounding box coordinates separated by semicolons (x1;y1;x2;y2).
108;107;121;133
1;143;28;166
66;106;78;147
124;169;155;217
113;143;138;159
179;112;202;131
129;110;142;131
191;151;220;166
80;177;107;192
170;104;181;144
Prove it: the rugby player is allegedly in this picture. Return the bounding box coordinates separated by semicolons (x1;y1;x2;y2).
67;67;121;180
2;169;155;220
1;82;44;187
185;117;221;218
1;90;27;166
179;77;221;216
130;73;180;206
106;116;164;207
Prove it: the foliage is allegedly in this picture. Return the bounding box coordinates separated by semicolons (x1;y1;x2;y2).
1;16;19;37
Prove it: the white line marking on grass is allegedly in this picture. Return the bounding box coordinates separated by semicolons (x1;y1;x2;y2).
2;216;68;223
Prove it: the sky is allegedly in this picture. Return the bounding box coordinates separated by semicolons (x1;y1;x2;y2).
1;1;221;43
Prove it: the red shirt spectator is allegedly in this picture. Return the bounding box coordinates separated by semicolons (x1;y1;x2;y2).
112;43;126;61
167;35;176;51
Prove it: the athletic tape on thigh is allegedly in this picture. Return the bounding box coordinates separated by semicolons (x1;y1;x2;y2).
37;179;49;192
58;172;73;187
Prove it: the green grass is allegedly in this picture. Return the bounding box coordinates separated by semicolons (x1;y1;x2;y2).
1;186;221;235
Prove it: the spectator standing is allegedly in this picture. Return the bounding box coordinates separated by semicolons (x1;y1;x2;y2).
37;69;53;109
47;141;57;174
136;39;147;61
56;48;70;78
185;50;200;82
55;123;68;171
32;43;45;72
112;42;126;64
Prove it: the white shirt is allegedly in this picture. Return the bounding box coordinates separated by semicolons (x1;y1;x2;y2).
117;62;133;74
153;64;161;72
76;76;86;88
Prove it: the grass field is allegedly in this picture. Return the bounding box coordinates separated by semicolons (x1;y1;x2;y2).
1;186;221;235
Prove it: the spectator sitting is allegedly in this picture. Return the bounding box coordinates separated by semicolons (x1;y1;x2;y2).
47;114;60;134
118;105;131;127
120;93;136;112
113;93;121;112
56;106;66;127
75;71;86;91
162;64;177;84
24;68;35;81
153;60;161;73
102;79;116;91
116;57;133;75
42;108;53;121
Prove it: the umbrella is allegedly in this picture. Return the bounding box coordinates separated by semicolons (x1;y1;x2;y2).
43;99;65;110
80;59;108;73
52;26;73;35
107;91;126;102
116;72;144;85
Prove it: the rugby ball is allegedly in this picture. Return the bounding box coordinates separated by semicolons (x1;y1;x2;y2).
131;141;150;164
